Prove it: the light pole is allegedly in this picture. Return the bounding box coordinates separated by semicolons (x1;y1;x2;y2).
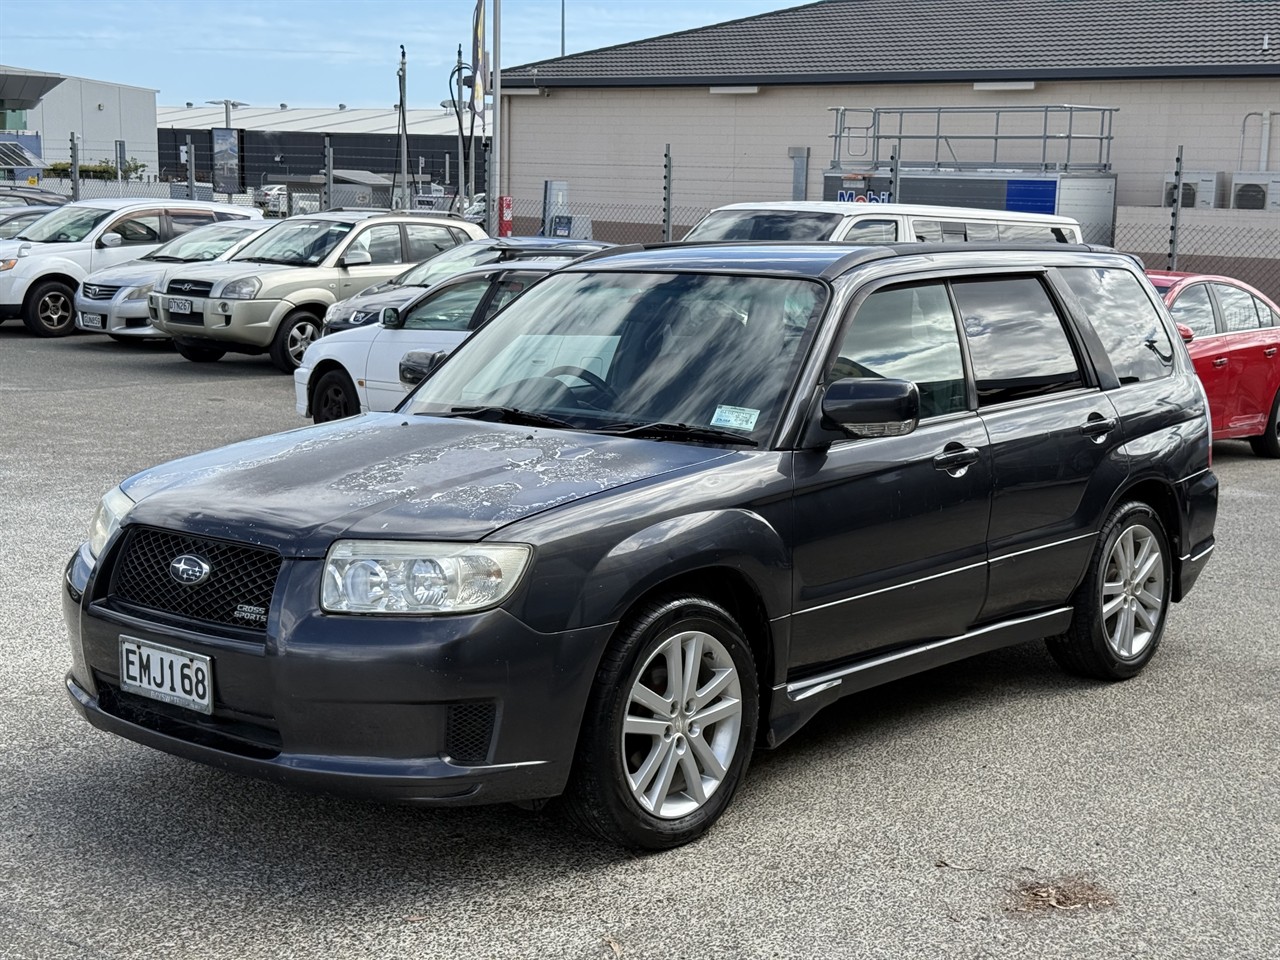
206;99;247;201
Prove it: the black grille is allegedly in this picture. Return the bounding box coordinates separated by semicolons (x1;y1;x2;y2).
445;702;497;764
166;279;215;297
81;283;121;301
110;527;281;632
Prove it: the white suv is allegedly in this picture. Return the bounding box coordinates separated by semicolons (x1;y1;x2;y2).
150;210;487;371
0;197;259;337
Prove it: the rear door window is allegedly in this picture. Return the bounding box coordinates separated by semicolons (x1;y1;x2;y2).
405;223;460;262
1060;267;1175;383
953;275;1085;406
1212;283;1264;331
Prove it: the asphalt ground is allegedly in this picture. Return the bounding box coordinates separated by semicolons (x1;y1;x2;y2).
1;325;1276;960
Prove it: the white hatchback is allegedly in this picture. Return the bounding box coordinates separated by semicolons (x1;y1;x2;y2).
295;263;559;422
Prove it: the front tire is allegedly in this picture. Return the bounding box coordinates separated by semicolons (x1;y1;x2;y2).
23;280;76;337
1248;389;1280;458
269;310;321;373
175;341;226;363
312;369;360;423
562;596;758;850
1047;501;1171;680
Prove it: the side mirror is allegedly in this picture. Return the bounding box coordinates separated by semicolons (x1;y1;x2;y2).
99;232;123;248
820;378;920;440
1176;322;1194;344
399;349;449;385
380;306;403;329
342;249;372;267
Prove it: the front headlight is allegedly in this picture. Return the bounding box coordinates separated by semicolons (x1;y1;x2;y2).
322;540;531;615
220;276;261;299
323;302;342;322
0;259;17;272
123;282;154;301
88;486;135;559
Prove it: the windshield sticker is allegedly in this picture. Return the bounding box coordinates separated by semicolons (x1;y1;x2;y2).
710;405;759;431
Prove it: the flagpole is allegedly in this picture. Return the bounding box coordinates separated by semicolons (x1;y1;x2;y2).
489;0;502;236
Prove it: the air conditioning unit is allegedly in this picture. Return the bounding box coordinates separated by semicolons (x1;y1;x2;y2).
1162;171;1225;209
1230;172;1280;211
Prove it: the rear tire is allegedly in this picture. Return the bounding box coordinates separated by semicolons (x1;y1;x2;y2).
175;341;226;363
269;310;321;373
1248;389;1280;458
1047;501;1171;680
312;369;360;423
560;595;758;850
23;279;76;337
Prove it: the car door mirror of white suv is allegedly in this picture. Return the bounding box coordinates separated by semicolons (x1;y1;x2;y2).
98;232;123;248
819;378;920;441
342;249;373;267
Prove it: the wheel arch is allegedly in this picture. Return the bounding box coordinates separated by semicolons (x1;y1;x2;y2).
21;271;80;310
306;357;361;415
1109;476;1185;598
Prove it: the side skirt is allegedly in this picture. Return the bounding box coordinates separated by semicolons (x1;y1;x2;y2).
764;607;1073;748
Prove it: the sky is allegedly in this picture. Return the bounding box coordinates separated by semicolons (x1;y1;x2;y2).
1;0;799;108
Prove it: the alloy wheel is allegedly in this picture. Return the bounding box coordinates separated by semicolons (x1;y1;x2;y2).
1100;523;1165;660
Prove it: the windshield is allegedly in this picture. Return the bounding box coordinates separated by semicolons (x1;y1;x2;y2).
142;223;259;262
394;244;508;287
404;270;828;445
683;210;845;242
15;204;111;243
231;219;352;265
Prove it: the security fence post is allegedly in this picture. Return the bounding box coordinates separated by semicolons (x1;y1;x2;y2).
186;135;196;200
1168;145;1183;270
662;144;672;242
324;136;334;211
69;133;80;201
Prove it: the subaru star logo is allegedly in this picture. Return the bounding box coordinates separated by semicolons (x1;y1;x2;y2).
170;554;212;586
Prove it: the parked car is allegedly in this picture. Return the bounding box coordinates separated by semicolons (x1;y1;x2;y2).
683;201;1083;244
298;262;569;422
253;184;288;217
1147;269;1280;456
0;197;260;337
148;210;488;371
75;220;271;340
322;237;612;335
63;242;1217;850
0;184;68;207
0;205;57;239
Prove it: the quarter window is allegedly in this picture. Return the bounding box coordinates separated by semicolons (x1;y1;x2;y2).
1213;284;1263;332
1060;267;1175;383
830;282;968;419
953;276;1084;406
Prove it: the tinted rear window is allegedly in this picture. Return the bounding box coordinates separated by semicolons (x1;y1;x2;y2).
1061;267;1175;384
683;210;845;242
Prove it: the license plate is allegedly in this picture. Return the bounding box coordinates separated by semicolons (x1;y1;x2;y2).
81;313;104;329
119;636;213;714
169;298;192;314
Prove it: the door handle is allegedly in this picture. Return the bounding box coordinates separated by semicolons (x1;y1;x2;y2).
1265;348;1277;358
1080;416;1119;438
1212;357;1229;367
932;446;979;471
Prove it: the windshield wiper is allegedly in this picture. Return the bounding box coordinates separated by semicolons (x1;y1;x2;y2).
593;421;758;446
434;405;576;429
145;254;186;262
236;255;305;265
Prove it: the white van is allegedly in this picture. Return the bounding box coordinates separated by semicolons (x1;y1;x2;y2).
683;201;1083;245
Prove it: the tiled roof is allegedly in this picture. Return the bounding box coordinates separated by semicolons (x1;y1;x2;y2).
504;0;1280;86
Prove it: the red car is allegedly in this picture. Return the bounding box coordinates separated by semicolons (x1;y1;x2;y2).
1147;270;1280;457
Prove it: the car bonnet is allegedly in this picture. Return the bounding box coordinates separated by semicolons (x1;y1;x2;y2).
118;413;735;555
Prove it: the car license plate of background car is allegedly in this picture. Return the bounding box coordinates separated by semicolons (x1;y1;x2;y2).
80;314;104;329
119;636;213;714
169;298;192;314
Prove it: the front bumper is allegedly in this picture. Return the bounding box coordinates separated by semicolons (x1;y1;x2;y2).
75;293;161;337
63;543;611;805
151;291;283;349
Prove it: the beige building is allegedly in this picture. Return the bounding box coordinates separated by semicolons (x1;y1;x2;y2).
497;0;1280;282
